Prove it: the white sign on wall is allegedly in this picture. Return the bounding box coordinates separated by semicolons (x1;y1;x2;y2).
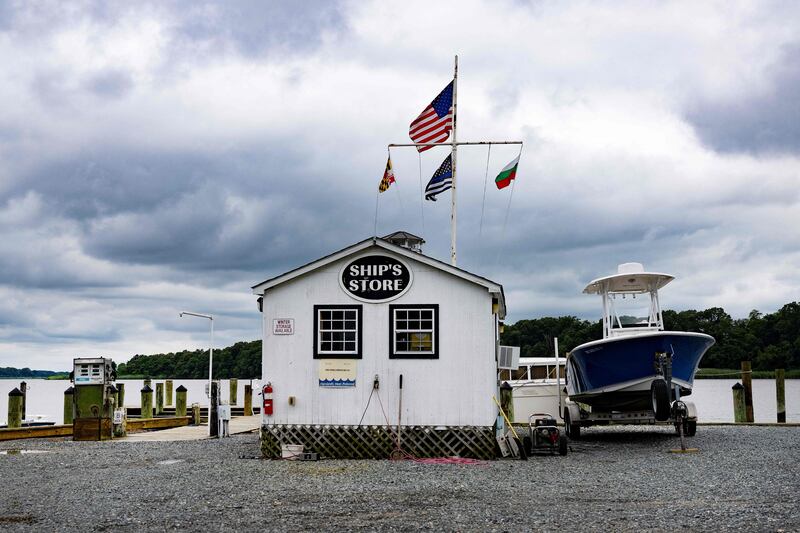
273;318;294;335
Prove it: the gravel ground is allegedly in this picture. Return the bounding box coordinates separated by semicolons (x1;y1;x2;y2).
0;426;798;532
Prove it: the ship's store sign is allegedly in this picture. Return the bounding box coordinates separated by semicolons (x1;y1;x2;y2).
340;255;412;303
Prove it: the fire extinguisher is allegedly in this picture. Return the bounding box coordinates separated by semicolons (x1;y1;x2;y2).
263;382;273;416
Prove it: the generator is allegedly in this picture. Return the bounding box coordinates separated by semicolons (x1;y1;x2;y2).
71;358;117;441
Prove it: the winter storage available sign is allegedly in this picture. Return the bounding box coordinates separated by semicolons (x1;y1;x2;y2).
319;359;357;388
272;319;294;335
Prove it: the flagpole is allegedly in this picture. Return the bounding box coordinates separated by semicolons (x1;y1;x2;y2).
450;55;458;266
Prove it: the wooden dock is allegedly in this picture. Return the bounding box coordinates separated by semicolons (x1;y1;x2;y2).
115;416;261;442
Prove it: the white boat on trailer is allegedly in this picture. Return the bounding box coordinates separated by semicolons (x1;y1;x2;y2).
563;262;715;439
506;357;567;425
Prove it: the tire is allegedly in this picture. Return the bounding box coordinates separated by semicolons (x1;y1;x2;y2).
523;435;532;455
684;420;697;437
558;434;568;456
564;408;580;439
651;379;670;421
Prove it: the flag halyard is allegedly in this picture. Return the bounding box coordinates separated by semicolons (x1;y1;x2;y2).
409;81;454;152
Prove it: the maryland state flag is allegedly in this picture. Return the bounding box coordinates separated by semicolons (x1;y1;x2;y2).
378;156;395;192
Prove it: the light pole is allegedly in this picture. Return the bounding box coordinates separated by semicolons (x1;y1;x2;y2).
179;311;214;436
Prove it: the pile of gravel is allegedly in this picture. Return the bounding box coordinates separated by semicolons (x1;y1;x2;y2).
0;425;797;531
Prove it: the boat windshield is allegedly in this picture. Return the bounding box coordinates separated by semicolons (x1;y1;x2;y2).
604;290;663;337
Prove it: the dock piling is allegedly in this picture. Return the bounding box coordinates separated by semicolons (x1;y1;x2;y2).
741;361;754;423
64;386;74;425
176;385;187;417
141;385;153;419
210;381;219;437
732;382;746;423
20;381;27;421
776;369;786;424
244;384;253;416
166;379;173;407
155;383;164;415
230;378;238;406
117;383;125;409
7;388;23;429
191;403;200;425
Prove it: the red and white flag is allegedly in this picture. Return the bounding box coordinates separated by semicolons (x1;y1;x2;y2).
409;81;454;152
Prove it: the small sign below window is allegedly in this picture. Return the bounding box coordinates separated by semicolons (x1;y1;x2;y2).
273;318;294;335
340;255;413;303
319;359;357;388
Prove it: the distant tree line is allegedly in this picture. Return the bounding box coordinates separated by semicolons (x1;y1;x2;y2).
108;302;800;378
0;367;61;379
501;302;800;370
116;340;261;379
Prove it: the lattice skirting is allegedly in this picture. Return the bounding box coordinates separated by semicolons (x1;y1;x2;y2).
261;424;496;460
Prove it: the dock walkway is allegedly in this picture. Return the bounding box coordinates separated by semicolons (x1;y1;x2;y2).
115;415;261;442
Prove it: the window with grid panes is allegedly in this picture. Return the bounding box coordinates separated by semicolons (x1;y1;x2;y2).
389;304;438;359
313;305;362;358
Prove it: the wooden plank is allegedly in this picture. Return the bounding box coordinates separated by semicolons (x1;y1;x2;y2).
0;424;73;441
127;416;192;431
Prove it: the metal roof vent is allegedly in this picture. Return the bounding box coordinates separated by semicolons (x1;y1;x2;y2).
381;231;425;253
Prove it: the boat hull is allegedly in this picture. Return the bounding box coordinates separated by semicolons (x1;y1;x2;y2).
566;331;715;411
510;381;567;424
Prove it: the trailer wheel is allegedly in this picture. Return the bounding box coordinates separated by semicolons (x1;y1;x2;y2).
558;434;568;456
564;408;580;439
651;379;670;421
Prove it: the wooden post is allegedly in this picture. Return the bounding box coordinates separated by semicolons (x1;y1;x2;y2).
210;381;219;437
176;385;187;417
500;381;514;427
732;382;746;423
243;384;253;416
155;383;164;415
776;369;786;424
7;388;23;429
117;383;125;409
191;403;200;425
741;361;754;423
64;386;74;425
230;378;238;406
19;381;27;421
109;384;118;412
165;379;173;407
141;385;153;419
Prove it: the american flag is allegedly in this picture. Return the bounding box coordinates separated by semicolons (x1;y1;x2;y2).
409;81;454;152
425;154;453;201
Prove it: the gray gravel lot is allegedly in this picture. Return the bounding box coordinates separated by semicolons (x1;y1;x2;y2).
0;425;798;532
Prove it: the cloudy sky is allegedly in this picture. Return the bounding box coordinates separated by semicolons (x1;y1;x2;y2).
1;0;798;370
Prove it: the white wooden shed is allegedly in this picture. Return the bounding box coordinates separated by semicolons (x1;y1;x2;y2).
251;232;506;458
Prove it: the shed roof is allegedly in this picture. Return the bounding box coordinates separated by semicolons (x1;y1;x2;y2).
252;236;506;318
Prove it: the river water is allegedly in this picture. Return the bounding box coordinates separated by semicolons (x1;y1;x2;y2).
0;378;797;425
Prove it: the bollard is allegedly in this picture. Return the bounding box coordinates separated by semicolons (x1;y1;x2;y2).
64;386;74;425
7;388;23;429
230;378;238;406
20;381;27;421
741;361;754;423
141;385;153;419
776;369;786;424
176;385;187;417
243;384;253;416
191;403;200;426
732;382;746;423
155;383;164;415
166;379;173;407
117;383;125;409
499;381;514;426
